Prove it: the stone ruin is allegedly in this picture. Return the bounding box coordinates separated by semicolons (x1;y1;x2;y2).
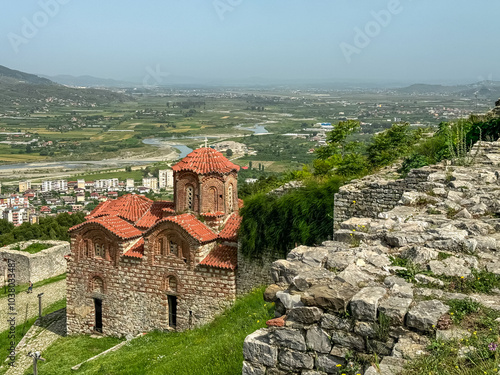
0;240;70;285
242;139;500;374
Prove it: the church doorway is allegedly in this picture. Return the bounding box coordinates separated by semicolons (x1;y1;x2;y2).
94;298;103;333
167;295;177;328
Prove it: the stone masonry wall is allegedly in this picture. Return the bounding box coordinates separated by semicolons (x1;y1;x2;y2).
333;167;438;228
0;240;69;285
237;246;280;296
243;139;500;375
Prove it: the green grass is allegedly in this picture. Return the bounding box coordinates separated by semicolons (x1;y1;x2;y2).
405;304;500;375
0;299;67;375
34;288;274;375
11;242;51;254
24;336;124;375
447;299;482;324
0;273;66;298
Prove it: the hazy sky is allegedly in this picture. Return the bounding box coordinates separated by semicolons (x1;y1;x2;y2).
1;0;499;84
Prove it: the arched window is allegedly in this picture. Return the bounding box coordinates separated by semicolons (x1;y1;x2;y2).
165;275;178;292
94;243;105;258
228;184;234;212
169;240;178;256
92;277;104;293
209;186;218;212
158;237;166;255
186;186;194;210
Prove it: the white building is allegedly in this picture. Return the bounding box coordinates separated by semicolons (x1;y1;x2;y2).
126;178;135;192
142;177;158;191
158;170;174;189
77;179;86;189
94;178;119;191
2;208;27;225
42;180;68;192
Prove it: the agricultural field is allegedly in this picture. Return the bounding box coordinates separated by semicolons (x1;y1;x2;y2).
0;84;487;183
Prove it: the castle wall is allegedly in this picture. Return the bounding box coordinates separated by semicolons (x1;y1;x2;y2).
236;246;280;296
333;167;436;228
0;240;69;285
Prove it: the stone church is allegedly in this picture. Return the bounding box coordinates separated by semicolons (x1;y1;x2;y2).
66;147;245;337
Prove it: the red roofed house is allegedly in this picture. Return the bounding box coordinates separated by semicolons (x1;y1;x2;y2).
66;147;245;337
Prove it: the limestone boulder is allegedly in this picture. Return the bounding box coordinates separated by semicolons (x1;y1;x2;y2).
271;259;312;285
243;329;278;367
270;329;306;351
292;269;336;291
242;361;266;375
401;246;439;265
326;251;356;271
278;348;314;370
276;291;303;310
428;257;471;277
406;300;449;331
287;306;323;324
335;264;375;287
392;333;430;359
320;313;353;331
306;326;332;353
287;245;328;268
301;282;358;312
330;330;365;351
378;297;413;325
314;354;346;373
350;287;387;322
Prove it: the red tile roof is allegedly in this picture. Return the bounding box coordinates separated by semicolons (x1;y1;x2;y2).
200;244;237;270
87;194;152;223
135;201;174;229
172;147;240;175
150;213;217;243
123;238;144;258
218;213;242;242
69;216;142;240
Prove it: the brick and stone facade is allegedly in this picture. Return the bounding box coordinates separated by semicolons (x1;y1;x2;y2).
66;148;249;337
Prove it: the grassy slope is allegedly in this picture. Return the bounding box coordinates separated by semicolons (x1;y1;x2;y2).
33;288;274;375
0;299;67;375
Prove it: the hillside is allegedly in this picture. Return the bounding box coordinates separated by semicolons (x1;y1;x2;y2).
0;65;132;110
396;81;500;99
42;74;134;88
0;65;54;85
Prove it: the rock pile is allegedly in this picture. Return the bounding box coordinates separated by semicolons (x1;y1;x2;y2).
243;140;500;375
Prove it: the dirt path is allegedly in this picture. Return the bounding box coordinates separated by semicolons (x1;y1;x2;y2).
0;279;66;332
4;309;67;375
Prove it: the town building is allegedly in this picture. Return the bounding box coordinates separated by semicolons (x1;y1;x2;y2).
159;169;174;189
19;180;31;193
125;178;135;191
42;179;68;192
142;177;159;191
66;147;243;337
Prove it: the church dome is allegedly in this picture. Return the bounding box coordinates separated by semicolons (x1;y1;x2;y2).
172;147;240;174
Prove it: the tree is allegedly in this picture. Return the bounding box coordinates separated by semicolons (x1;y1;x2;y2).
314;120;362;176
367;123;422;168
226;148;233;157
